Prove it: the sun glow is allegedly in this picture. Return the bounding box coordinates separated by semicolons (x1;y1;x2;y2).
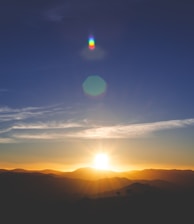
93;153;109;170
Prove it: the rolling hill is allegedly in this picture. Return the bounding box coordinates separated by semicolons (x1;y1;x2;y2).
0;167;194;223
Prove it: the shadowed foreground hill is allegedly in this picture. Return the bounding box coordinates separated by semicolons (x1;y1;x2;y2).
40;167;120;180
39;167;194;186
0;170;133;199
122;169;194;186
0;168;194;223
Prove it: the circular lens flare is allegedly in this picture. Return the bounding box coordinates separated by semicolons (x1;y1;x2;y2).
82;75;107;97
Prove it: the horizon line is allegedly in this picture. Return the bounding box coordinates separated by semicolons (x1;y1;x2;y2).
1;166;194;173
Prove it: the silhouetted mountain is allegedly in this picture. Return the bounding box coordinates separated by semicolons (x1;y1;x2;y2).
0;170;131;200
60;167;194;186
39;169;65;175
0;169;7;173
122;169;194;187
0;168;194;224
62;167;119;180
1;168;193;199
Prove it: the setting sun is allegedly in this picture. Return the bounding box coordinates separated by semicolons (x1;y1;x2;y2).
93;153;109;170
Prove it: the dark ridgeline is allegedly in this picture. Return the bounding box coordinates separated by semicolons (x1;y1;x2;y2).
0;168;194;223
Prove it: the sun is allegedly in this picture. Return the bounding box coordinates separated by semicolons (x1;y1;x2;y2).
93;153;109;170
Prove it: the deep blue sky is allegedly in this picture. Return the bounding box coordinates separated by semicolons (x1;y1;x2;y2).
0;0;194;171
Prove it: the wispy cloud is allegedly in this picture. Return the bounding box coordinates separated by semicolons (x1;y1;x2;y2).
0;106;63;122
6;118;194;142
0;138;15;143
12;133;62;140
0;128;12;134
12;121;83;130
0;104;84;142
1;105;194;143
66;118;194;139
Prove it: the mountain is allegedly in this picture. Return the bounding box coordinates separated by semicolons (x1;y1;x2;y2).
0;168;194;224
3;167;194;183
61;167;119;180
1;167;194;199
60;167;194;188
122;169;194;186
0;170;131;200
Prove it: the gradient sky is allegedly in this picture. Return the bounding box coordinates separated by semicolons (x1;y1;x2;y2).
0;0;194;171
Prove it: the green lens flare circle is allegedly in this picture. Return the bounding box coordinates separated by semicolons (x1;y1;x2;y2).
82;75;107;96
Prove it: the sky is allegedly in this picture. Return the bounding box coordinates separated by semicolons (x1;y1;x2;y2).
0;0;194;171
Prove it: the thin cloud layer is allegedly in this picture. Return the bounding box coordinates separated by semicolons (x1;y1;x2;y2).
1;105;194;143
0;138;15;143
0;106;63;122
12;122;83;130
70;119;194;139
1;115;193;142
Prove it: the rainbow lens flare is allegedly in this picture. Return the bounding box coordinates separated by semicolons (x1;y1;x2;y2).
88;35;95;50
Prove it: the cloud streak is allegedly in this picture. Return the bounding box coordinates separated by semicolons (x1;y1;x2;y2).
4;118;194;142
12;122;83;130
1;106;194;142
0;138;15;143
70;118;194;139
0;106;63;122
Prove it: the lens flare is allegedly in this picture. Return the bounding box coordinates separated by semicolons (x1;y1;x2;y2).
88;35;95;50
82;75;107;97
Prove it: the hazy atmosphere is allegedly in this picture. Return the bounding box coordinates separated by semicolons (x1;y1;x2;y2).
1;0;194;171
